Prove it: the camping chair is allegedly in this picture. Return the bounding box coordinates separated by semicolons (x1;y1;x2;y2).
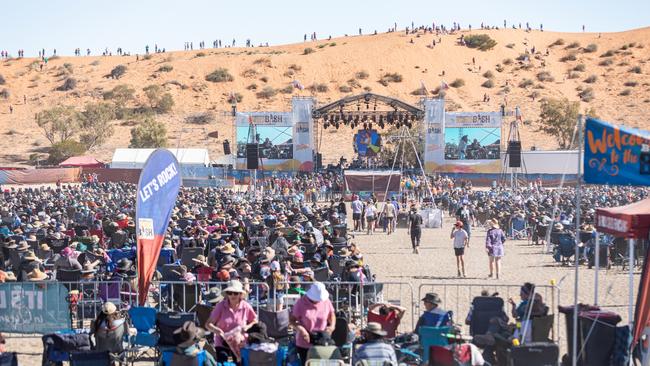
468;296;506;336
531;314;554;343
428;345;472;366
331;316;353;360
156;312;195;347
93;315;128;355
306;359;346;366
0;352;17;366
69;351;111;366
48;238;69;254
172;282;199;312
195;304;213;329
241;347;280;366
160;349;207;366
158;248;177;269
328;258;345;279
258;308;290;342
128;306;159;363
533;224;548;246
56;268;82;291
313;267;330;282
361;283;384;306
418;326;451;364
554;234;576;265
510;217;527;240
180;247;203;268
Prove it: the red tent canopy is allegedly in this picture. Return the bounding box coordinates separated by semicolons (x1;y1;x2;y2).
58;156;104;168
595;198;650;239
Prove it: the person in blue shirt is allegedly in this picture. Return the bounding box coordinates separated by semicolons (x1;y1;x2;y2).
415;293;452;332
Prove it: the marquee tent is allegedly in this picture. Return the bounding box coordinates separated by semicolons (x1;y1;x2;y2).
110;148;210;169
58;156;104;168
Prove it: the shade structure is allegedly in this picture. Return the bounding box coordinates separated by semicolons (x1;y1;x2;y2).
58;156;104;168
595;198;650;239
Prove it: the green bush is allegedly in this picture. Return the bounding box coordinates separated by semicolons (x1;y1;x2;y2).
482;70;494;79
481;79;494;88
411;87;427;95
355;70;369;79
63;63;74;74
450;79;465;88
246;83;257;90
495;64;505;73
279;85;294;94
0;74;5;85
598;59;613;67
142;54;152;60
195;52;206;58
0;89;9;99
536;71;554;82
568;72;580;79
560;53;577;62
110;65;127;79
601;50;616;57
630;66;642;74
549;38;565;47
573;64;586;72
378;73;402;86
288;64;302;71
584;44;598;53
339;85;353;93
206;68;234;82
565;42;580;49
186;112;215;125
303;48;315;55
158;65;173;72
584;75;598;84
256;86;277;99
619;89;632;96
57;77;77;91
157;93;174;113
259;76;269;83
518;78;534;88
48;140;87;164
502;58;513;65
579;87;595;102
506;43;515;49
130;117;167;148
464;34;497;51
309;83;329;93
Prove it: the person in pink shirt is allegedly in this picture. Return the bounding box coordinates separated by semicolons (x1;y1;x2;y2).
206;280;257;363
290;282;336;365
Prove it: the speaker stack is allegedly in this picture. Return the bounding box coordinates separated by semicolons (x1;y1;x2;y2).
246;143;259;169
222;140;231;155
508;141;522;168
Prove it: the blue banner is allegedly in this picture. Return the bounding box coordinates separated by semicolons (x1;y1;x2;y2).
584;118;650;186
0;283;70;334
136;149;181;304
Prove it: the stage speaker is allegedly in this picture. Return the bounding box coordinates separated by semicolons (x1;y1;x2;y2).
223;140;231;155
508;141;521;168
316;153;323;170
246;143;259;169
507;342;559;366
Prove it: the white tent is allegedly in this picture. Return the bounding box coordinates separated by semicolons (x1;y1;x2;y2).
110;148;210;169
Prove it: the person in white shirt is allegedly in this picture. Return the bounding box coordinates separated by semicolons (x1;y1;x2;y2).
451;221;469;277
381;199;396;235
351;196;363;232
365;201;377;235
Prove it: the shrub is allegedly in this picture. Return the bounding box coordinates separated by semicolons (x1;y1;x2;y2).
110;65;127;79
579;87;595;102
502;58;513;65
157;65;173;72
186;112;215;125
142;54;152;60
584;43;598;53
506;43;515;49
363;86;372;92
253;57;271;67
565;42;580;49
303;48;315;55
227;93;243;103
518;78;534;88
530;91;541;99
568;72;580;79
259;76;269;83
288;64;302;71
246;83;257;90
482;70;494;79
630;66;642;74
279;85;294;94
206;68;234;82
317;44;327;49
584;75;598;83
481;79;494;88
48;140;87;165
450;78;465;88
378;73;402;86
549;38;565;47
624;81;638;87
464;34;497;51
0;89;9;99
573;64;586;72
355;70;369;79
130;117;167;148
560;53;577;62
339;85;353;93
599;59;613;66
536;71;554;82
157;93;174;113
241;68;257;78
619;89;632;96
619;61;630;67
601;50;616;57
0;74;5;85
283;70;294;78
329;42;337;47
256;86;277;99
57;77;77;91
309;83;329;93
495;64;505;73
347;78;361;88
411;87;428;95
195;52;206;58
90;60;100;66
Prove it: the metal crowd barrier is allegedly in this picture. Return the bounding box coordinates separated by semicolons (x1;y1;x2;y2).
417;283;561;342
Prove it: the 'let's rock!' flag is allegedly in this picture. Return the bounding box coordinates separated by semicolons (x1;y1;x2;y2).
584;117;650;186
136;149;181;305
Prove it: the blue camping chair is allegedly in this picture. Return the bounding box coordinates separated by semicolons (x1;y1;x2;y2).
161;349;206;366
128;306;159;345
107;248;137;271
554;234;576;265
69;351;111;366
510;217;527;240
418;326;451;364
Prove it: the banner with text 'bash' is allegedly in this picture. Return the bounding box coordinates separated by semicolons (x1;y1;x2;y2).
136;149;181;305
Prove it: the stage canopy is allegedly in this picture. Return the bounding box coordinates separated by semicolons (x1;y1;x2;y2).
111;148;210;169
595;198;650;239
58;156;103;168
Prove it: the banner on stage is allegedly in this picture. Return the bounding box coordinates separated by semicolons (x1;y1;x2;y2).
584;117;650;186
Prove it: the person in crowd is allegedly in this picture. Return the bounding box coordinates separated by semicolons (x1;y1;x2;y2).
485;219;506;279
364;200;377;235
451;220;469;277
351;195;363;232
508;282;549;321
407;204;423;254
352;322;397;365
173;320;218;366
91;302;128;354
290;282;336;365
415;293;452;332
205;280;257;363
367;303;407;338
381;199;396;235
306;331;342;361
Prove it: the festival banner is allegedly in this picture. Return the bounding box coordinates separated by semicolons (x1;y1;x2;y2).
584;117;650;186
0;283;70;334
136;149;181;305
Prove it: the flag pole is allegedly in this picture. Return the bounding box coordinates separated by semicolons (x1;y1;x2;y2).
572;115;583;366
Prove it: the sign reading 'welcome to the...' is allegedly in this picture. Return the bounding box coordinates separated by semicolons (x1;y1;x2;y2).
0;283;70;334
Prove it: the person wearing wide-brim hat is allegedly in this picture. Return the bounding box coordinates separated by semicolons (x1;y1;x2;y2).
16;241;30;252
205;280;257;363
204;287;223;304
27;268;48;281
352;322;397;366
485;219;506;279
114;258;136;278
4;240;17;250
415;292;452;333
0;270;17;283
290;282;336;364
219;243;236;255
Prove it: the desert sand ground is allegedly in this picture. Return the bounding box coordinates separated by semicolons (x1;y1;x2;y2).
5;214;639;364
0;27;649;166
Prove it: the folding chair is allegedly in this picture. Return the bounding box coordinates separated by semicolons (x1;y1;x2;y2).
56;269;82;291
168;350;206;366
510;217;527;240
468;296;505;336
258;308;290;341
195;304;213;329
69;351;111;366
313;267;329;282
180;247;203;268
418;326;451;364
428;345;472;366
531;314;554;343
241;348;278;366
128;306;159;363
156;312;195;347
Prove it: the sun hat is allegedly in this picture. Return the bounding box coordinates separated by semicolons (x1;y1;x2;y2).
60;246;74;257
421;292;442;305
219;243;236;254
270;260;280;271
490;219;500;229
192;255;209;267
102;302;117;315
174;321;204;348
205;287;223;304
16;241;30;252
306;282;329;302
223;280;245;294
23;250;41;262
362;322;387;337
27;268;48;281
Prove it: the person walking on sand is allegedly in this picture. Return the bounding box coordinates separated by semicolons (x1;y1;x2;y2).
381;198;396;235
407;204;423;254
485;219;506;279
451;221;469;277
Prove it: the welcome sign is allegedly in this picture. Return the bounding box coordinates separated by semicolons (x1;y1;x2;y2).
584;118;650;186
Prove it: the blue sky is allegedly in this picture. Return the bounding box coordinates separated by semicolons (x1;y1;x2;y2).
2;0;648;56
445;127;501;146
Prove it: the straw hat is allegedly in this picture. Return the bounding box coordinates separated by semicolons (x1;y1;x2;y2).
219;243;236;254
101;302;117;315
27;268;48;281
205;287;223;304
489;219;500;229
16;241;30;252
191;255;209;267
39;243;51;251
223;280;245;294
362;322;387;337
23;250;40;262
173;321;204;348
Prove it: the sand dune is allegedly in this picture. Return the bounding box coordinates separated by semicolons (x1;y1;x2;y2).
0;27;649;165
